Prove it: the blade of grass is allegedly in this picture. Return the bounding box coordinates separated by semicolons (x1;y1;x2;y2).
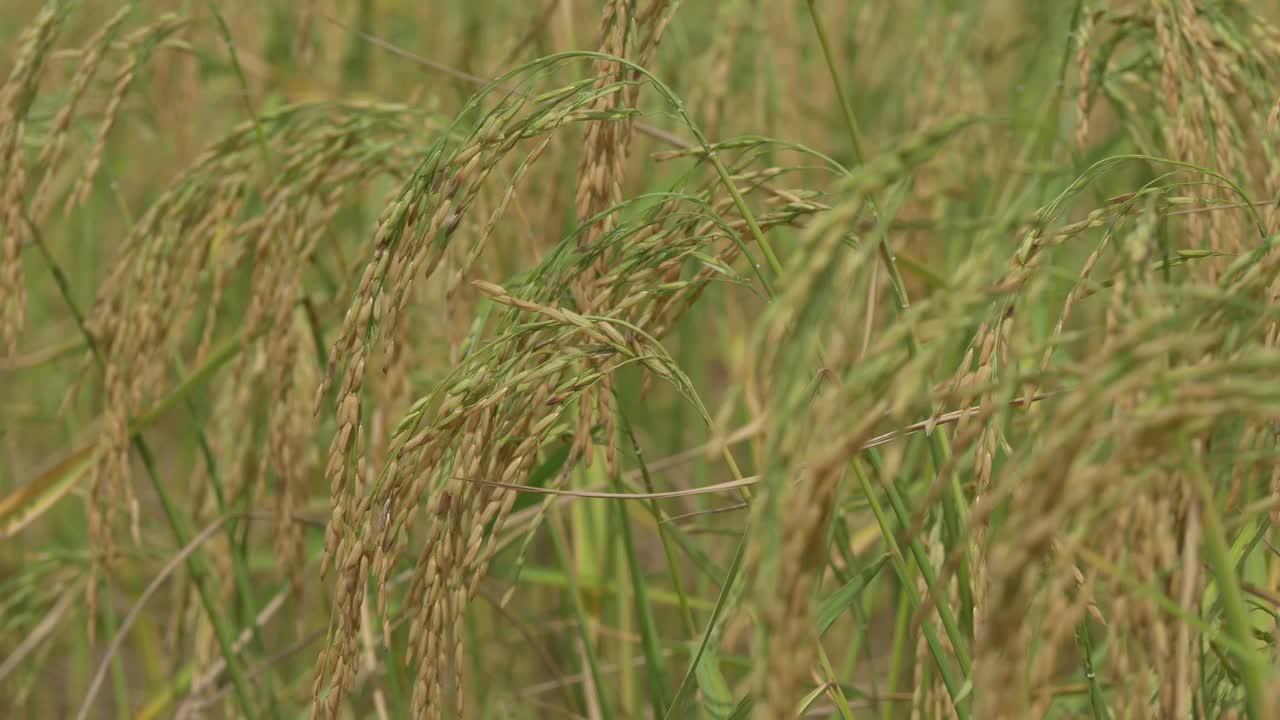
864;453;972;676
205;1;274;172
854;460;969;719
665;530;747;720
618;403;697;636
817;644;856;720
0;442;95;540
726;695;754;720
1182;436;1268;719
818;555;889;638
694;644;736;720
882;588;911;720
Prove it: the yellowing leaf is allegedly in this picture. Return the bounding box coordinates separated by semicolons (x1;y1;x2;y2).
0;442;97;540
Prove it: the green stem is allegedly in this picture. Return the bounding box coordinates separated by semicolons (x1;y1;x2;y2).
816;642;856;720
805;0;867;167
855;462;969;719
98;584;131;720
883;589;911;720
28;219;259;717
1184;439;1268;719
618;406;697;637
871;455;972;675
707;152;783;288
805;0;977;668
549;510;615;720
206;1;274;173
1076;617;1108;720
169;347;282;719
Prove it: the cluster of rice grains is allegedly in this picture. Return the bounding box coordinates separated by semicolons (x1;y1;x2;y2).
571;0;673;486
1075;0;1280;252
956;3;1280;717
307;4;829;715
82;98;426;621
0;7;180;357
964;241;1280;718
3;0;432;683
742;119;995;718
740;2;1280;715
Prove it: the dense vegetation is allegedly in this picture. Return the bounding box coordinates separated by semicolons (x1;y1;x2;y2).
4;1;1280;717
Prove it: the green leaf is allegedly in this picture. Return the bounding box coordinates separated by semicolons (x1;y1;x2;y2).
796;681;830;715
817;555;889;638
664;532;747;719
0;443;95;540
613;490;672;715
726;695;754;720
695;645;735;719
511;440;572;513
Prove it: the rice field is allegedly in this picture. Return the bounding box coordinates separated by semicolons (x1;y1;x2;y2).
4;1;1280;718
